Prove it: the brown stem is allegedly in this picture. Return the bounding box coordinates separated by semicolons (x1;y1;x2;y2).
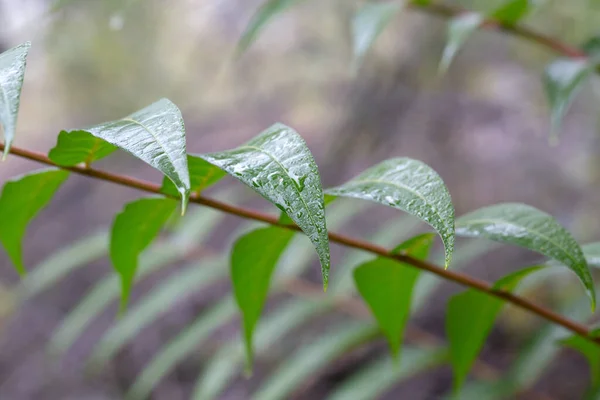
1;142;597;345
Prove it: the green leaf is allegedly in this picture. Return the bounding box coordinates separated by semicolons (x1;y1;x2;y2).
560;329;600;391
48;130;117;166
543;58;593;143
110;197;177;311
231;226;295;370
201;123;330;287
0;42;30;160
160;154;225;197
238;0;305;54
439;13;483;74
582;36;600;60
352;3;400;66
0;169;69;275
447;266;550;392
354;233;435;357
78;98;191;211
326;157;455;268
491;0;534;25
582;242;600;268
456;202;595;309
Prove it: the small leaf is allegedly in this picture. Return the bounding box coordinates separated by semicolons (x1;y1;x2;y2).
237;0;305;54
78;98;191;212
439;13;483;74
582;242;600;268
447;266;540;392
110;197;177;311
0;169;69;275
491;0;534;25
48;130;117;166
326;157;455;268
231;226;295;370
456;203;595;309
200;123;330;288
560;329;600;390
0;42;30;160
352;3;400;66
582;36;600;60
543;58;593;143
354;233;435;358
160;155;225;197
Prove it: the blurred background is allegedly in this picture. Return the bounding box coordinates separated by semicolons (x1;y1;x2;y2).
1;0;600;399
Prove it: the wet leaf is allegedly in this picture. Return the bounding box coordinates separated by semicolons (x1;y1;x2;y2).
560;329;600;391
439;13;483;74
110;197;177;311
0;169;69;275
160;155;225;197
78;98;191;212
48;130;117;166
0;42;30;160
354;233;435;357
491;0;534;25
456;203;595;309
352;3;400;66
326;157;455;268
543;58;593;143
447;266;540;392
231;226;295;370
238;0;305;54
200;123;330;288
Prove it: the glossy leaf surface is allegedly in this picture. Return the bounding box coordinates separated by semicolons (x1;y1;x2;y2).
110;197;177;311
440;13;483;73
160;154;225;197
79;98;191;211
326;157;455;267
352;3;400;65
0;169;69;275
543;59;592;142
201;123;330;287
0;42;30;159
354;233;434;357
48;130;117;166
231;226;295;369
456;202;594;308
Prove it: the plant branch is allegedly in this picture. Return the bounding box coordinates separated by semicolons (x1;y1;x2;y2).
408;1;587;59
1;141;598;345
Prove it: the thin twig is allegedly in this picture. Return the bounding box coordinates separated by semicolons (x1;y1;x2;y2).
1;142;597;346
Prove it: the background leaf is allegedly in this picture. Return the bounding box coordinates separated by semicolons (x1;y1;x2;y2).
560;329;600;391
0;169;69;275
160;155;225;197
110;197;177;311
456;203;594;308
201;123;330;287
543;58;592;142
491;0;534;25
352;3;400;66
48;130;117;166
326;157;455;268
79;98;191;211
0;42;30;159
439;13;483;74
231;226;295;370
354;233;434;357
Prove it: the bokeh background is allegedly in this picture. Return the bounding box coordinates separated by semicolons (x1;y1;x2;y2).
1;0;600;399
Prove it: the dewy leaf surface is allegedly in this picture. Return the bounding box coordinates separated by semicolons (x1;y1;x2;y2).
354;233;435;358
110;197;177;312
0;169;69;275
543;58;592;142
200;123;330;287
160;155;225;197
446;266;540;392
352;3;400;65
0;42;30;159
78;98;190;211
455;202;595;309
48;130;117;166
439;13;483;74
231;226;295;370
326;157;455;268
